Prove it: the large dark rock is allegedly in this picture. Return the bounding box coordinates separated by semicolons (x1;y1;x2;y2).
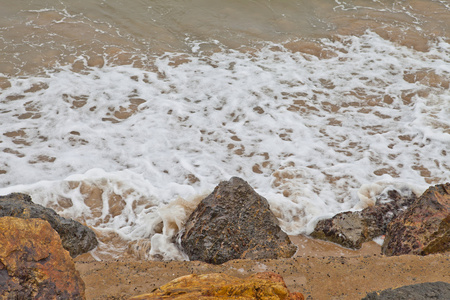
310;189;417;249
362;281;450;300
179;177;297;264
382;183;450;256
0;217;86;299
0;193;98;258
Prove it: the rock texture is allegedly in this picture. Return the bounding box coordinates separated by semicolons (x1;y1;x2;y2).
129;272;304;300
362;281;450;300
382;183;450;256
310;189;416;249
0;216;86;299
179;177;297;264
0;193;98;257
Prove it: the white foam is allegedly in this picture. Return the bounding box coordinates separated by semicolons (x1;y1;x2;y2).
149;233;188;261
372;235;385;247
355;181;426;210
1;31;449;260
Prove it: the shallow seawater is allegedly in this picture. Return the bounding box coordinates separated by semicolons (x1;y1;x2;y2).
0;0;449;260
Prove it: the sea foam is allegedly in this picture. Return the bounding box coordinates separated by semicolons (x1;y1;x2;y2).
1;31;449;260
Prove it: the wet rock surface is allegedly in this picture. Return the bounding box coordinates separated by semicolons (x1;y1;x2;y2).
382;183;450;256
179;177;297;264
0;216;85;299
310;189;416;249
362;281;450;300
128;272;304;300
0;192;98;257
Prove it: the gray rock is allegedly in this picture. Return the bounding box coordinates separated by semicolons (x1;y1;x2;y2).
310;189;417;249
0;193;98;257
179;177;297;264
362;281;450;300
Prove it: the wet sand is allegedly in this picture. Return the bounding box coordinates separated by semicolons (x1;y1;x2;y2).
74;235;450;299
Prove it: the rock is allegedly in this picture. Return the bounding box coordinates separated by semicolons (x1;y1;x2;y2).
0;216;86;299
310;211;371;249
129;272;304;300
310;189;416;249
382;183;450;256
179;177;297;264
362;281;450;300
0;193;98;258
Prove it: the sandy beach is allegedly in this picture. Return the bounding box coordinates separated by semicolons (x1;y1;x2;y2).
75;235;450;299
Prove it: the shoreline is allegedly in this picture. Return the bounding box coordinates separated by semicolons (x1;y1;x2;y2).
74;235;450;299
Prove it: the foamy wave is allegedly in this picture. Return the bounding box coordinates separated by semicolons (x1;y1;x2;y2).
1;31;449;260
355;181;426;210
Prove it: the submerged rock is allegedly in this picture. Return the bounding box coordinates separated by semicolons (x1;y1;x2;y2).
362;281;450;300
382;183;450;256
310;189;416;249
129;272;304;300
179;177;297;264
0;193;98;257
0;216;86;299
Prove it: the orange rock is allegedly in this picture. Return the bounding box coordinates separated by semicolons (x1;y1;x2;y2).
0;217;85;299
129;271;304;300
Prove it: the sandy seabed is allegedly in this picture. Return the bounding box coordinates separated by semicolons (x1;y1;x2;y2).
75;235;450;299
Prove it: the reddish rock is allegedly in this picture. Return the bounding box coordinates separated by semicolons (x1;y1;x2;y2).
0;216;86;299
129;272;304;299
179;177;297;264
382;183;450;256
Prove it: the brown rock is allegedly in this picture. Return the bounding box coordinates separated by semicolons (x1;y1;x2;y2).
0;192;98;257
310;189;416;249
129;272;304;300
382;183;450;256
0;216;86;299
179;177;297;264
